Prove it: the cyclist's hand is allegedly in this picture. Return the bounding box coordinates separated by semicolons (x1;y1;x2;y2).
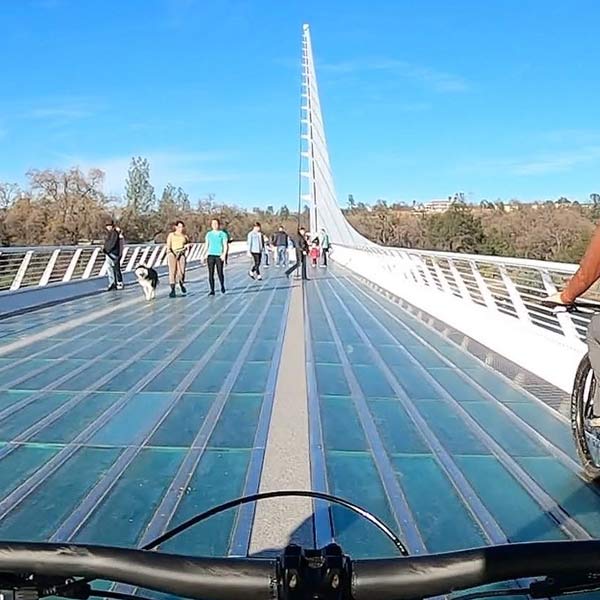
545;292;568;305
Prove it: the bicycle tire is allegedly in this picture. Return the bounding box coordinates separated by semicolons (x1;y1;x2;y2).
571;353;600;480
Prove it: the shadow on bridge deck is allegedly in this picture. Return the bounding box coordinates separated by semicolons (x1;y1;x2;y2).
0;260;598;568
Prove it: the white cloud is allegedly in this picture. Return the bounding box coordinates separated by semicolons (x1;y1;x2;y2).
22;97;102;122
60;150;237;196
455;145;600;177
319;58;469;93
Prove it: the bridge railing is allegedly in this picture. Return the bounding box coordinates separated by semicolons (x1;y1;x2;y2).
0;242;208;292
332;244;593;393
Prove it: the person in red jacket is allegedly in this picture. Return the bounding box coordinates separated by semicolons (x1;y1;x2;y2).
548;225;600;423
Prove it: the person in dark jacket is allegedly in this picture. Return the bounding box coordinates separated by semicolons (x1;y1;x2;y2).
103;220;123;291
285;227;309;280
272;225;289;267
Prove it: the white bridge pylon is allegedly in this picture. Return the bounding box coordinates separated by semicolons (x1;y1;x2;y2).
300;24;370;245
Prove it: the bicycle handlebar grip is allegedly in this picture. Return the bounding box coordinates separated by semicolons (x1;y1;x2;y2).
0;543;278;600
351;541;600;600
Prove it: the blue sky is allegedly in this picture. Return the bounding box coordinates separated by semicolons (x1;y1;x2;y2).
2;0;600;207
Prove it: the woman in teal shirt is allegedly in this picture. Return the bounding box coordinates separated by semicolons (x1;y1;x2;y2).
205;218;228;295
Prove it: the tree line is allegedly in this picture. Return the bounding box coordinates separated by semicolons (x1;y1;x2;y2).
345;197;599;263
0;157;304;247
1;156;598;264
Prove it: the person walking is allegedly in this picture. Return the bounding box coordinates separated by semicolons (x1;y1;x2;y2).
205;218;228;295
285;226;309;280
222;223;231;265
166;220;190;298
272;225;289;267
247;222;264;280
114;225;125;289
102;220;123;292
262;232;271;267
320;228;331;267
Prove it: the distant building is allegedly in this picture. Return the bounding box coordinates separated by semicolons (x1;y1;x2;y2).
414;198;456;213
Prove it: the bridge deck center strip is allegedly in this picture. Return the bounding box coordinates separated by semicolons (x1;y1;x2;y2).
249;281;313;555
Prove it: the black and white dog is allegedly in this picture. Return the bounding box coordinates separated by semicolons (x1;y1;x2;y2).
134;265;159;301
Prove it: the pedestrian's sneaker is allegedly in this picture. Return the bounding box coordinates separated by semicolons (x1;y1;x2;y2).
116;282;124;290
107;283;117;291
208;290;215;296
257;274;263;280
319;264;326;268
248;270;255;279
221;287;226;294
169;290;176;298
180;283;187;294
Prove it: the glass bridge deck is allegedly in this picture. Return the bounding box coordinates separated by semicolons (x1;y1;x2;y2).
0;263;598;569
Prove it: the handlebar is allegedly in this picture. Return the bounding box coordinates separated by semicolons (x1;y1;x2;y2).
3;540;600;600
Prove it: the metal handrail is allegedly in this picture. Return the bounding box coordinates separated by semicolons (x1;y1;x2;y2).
331;244;590;346
0;243;207;293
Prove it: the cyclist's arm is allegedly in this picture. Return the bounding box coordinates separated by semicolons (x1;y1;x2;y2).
561;224;600;303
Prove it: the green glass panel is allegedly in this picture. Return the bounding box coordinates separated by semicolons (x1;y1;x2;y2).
427;368;488;402
247;340;276;362
143;362;196;393
98;361;160;392
415;400;491;455
208;394;262;448
162;449;251;556
392;455;486;551
75;448;184;547
326;452;399;558
456;455;567;542
0;393;74;440
462;402;548;458
518;456;600;537
0;446;59;497
312;342;340;364
55;360;123;391
187;361;232;393
353;364;396;398
507;403;575;460
13;360;86;391
321;396;367;451
463;367;535;403
368;400;429;455
90;393;173;446
389;365;442;399
149;394;215;447
315;364;350;396
30;393;121;444
232;362;270;394
0;447;121;540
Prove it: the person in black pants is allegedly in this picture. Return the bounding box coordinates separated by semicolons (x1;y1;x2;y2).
205;218;228;295
285;227;309;280
247;222;264;280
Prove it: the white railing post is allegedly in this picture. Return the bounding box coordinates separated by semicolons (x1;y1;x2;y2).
430;257;452;295
447;258;473;302
9;251;34;291
39;249;61;286
83;248;101;279
498;265;532;324
138;246;151;266
62;248;83;282
146;246;161;268
125;247;141;272
469;260;498;311
540;269;581;342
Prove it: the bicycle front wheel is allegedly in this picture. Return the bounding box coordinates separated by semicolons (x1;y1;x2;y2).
571;353;600;480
